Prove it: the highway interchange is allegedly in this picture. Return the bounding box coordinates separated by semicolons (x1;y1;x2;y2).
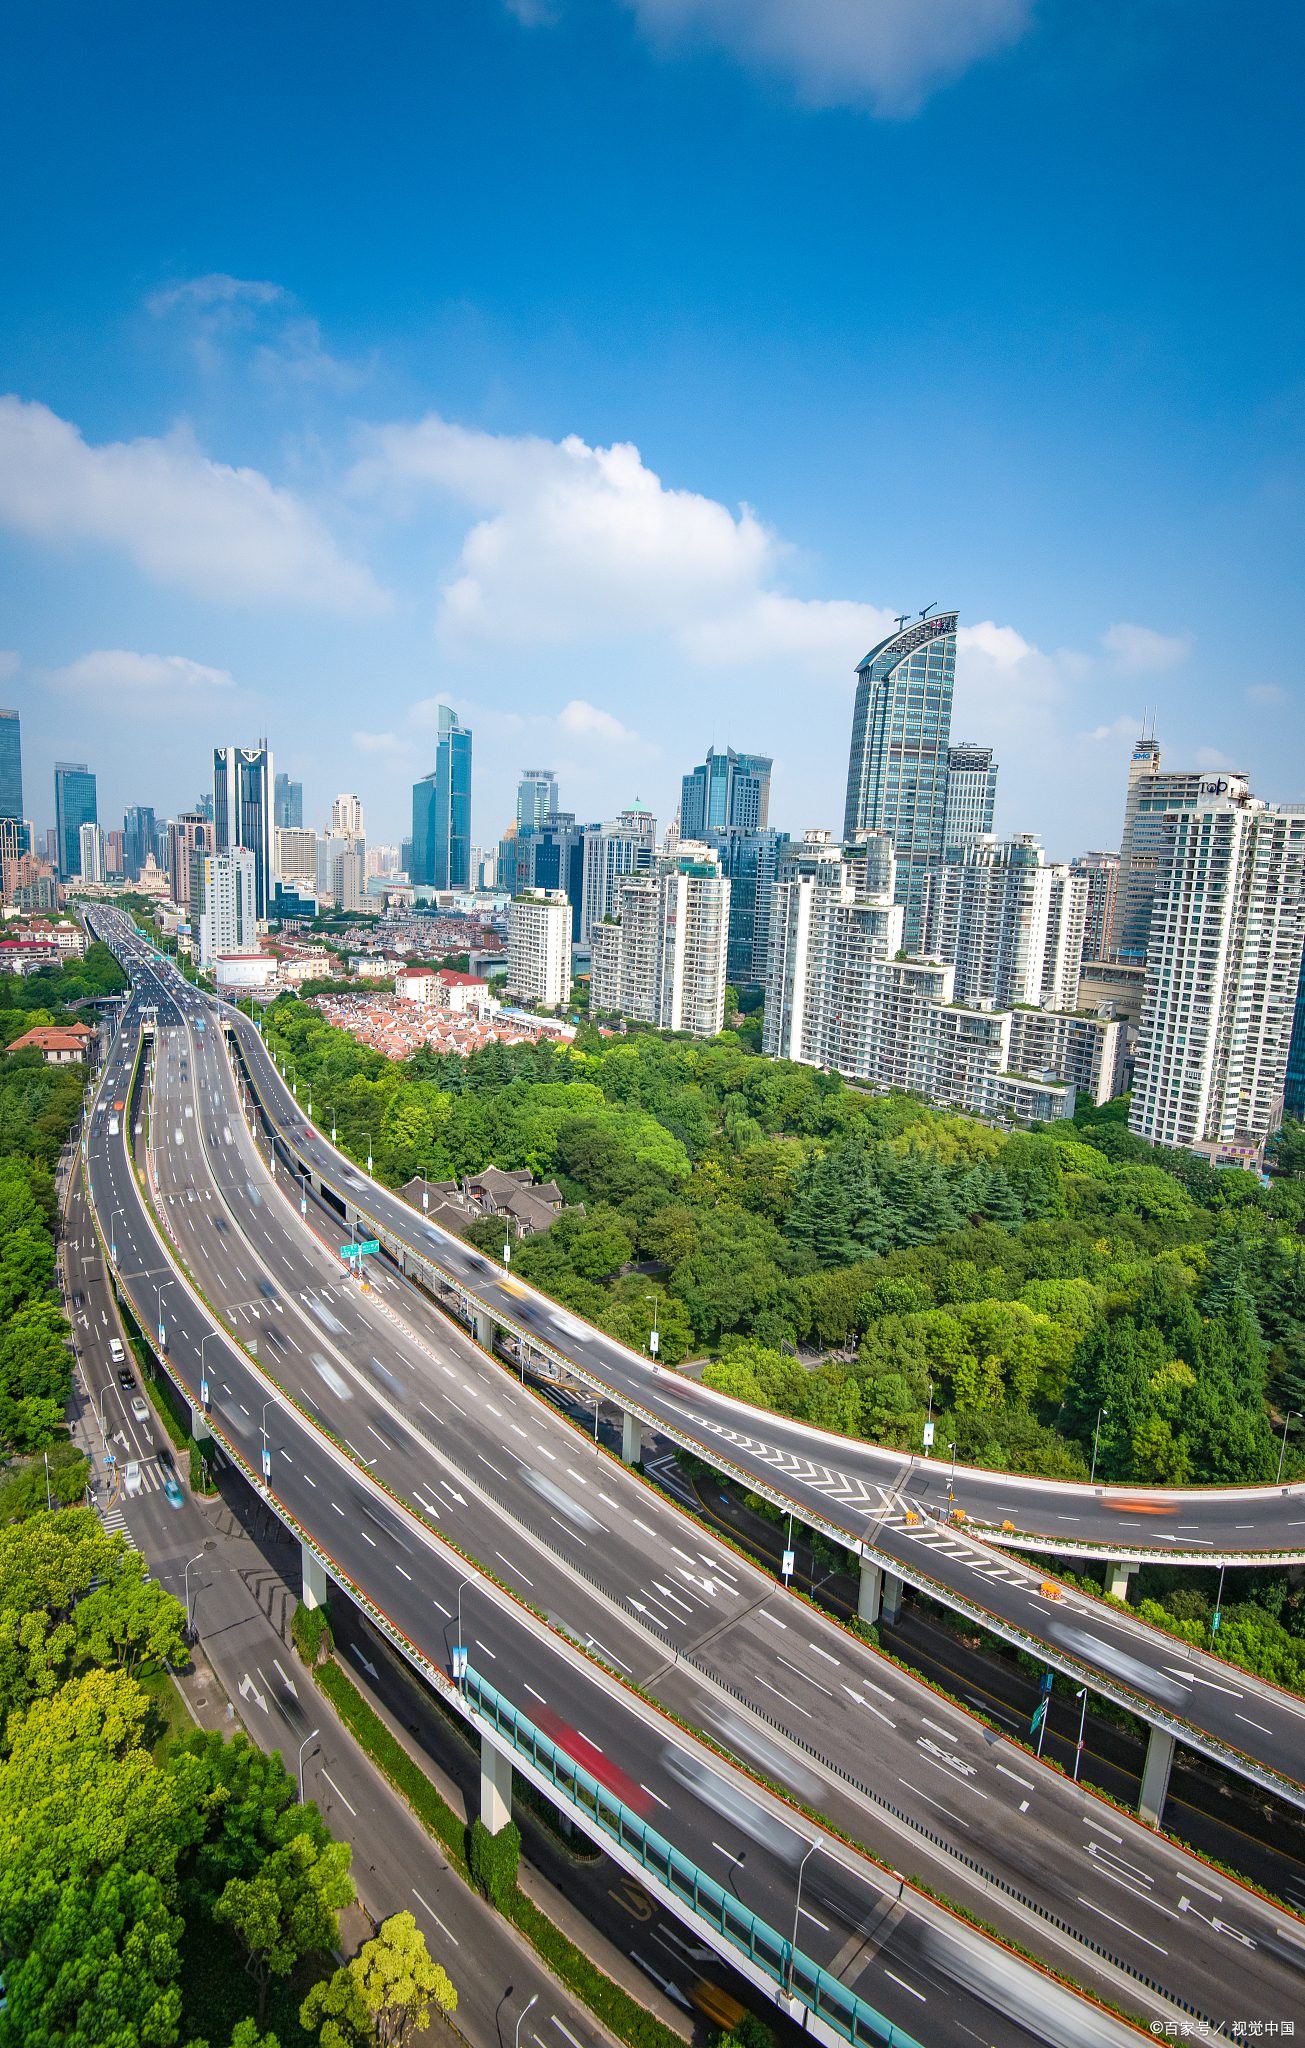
78;909;1305;2043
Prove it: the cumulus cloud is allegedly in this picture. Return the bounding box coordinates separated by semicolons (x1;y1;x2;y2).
0;652;19;683
1100;620;1193;672
558;699;639;742
621;0;1035;114
148;273;283;315
352;414;888;677
352;729;401;753
44;649;236;695
0;396;387;613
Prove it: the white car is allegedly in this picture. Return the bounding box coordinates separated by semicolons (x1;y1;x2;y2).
130;1395;149;1423
124;1461;142;1496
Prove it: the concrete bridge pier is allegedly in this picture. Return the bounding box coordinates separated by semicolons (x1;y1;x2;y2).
621;1411;642;1465
301;1544;331;1612
1105;1560;1138;1601
858;1554;882;1625
880;1572;904;1626
473;1308;494;1352
481;1734;513;1833
189;1401;211;1443
1138;1724;1174;1828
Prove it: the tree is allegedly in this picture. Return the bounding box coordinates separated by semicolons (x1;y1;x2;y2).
300;1910;456;2048
214;1831;354;2026
1266;1118;1305;1178
74;1562;187;1679
0;1863;185;2048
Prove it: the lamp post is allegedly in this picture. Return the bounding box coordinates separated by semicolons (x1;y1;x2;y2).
261;1397;277;1482
325;1106;337;1144
514;1993;538;2048
1277;1410;1301;1485
298;1728;321;1803
184;1549;206;1632
1090;1406;1109;1486
947;1442;957;1516
455;1574;474;1692
418;1167;429;1212
299;1171;309;1217
288;1064;297;1099
199;1332;218;1411
786;1840;818;1991
1073;1687;1088;1782
111;1205;124;1264
157;1280;172;1350
361;1131;373;1175
645;1294;660;1364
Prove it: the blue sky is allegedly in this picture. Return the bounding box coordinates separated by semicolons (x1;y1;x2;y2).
1;0;1300;861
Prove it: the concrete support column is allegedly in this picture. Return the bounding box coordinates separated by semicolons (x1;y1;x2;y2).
481;1733;513;1834
301;1545;331;1613
1105;1560;1137;1602
857;1554;882;1625
474;1309;493;1352
622;1411;642;1465
880;1572;904;1626
189;1401;211;1443
1138;1724;1175;1828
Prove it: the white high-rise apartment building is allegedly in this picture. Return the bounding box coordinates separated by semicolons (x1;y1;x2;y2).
331;794;365;838
332;847;364;913
764;834;1119;1117
579;806;657;942
1130;789;1305;1160
589;845;730;1036
79;821;102;883
199;849;257;968
274;827;317;883
507;888;571;1009
920;834;1086;1011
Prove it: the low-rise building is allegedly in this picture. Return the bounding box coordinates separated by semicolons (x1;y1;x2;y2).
6;1022;97;1066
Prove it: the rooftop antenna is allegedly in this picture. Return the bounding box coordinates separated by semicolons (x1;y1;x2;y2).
894;614;910;632
918;603;938;620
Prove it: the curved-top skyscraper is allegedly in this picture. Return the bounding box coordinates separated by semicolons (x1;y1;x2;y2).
842;609;958;947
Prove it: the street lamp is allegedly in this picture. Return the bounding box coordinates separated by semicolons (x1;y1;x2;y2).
947;1442;957;1514
644;1294;660;1364
1090;1406;1109;1486
298;1727;321;1803
324;1105;337;1144
261;1397;278;1482
1277;1410;1301;1485
111;1205;124;1264
288;1064;297;1099
184;1549;206;1632
157;1280;173;1349
417;1167;429;1212
299;1171;309;1217
514;1993;539;2048
361;1131;373;1175
199;1331;218;1408
1073;1687;1088;1782
786;1840;818;1991
454;1574;474;1692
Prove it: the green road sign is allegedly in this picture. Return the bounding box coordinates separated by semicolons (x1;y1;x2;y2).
358;1239;380;1254
341;1243;359;1257
341;1240;380;1257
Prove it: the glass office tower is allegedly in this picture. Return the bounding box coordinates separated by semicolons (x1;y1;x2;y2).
123;804;156;881
274;774;303;829
0;709;22;825
412;706;472;889
842;611;958;948
681;747;772;839
214;744;274;921
55;762;97;878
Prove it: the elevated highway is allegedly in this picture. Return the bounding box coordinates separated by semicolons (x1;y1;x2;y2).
80;913;1305;2038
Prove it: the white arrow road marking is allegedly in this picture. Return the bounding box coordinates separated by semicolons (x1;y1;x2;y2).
349;1643;379;1679
273;1657;299;1698
238;1672;268;1713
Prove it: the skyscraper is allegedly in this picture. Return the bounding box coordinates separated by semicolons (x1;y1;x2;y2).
274;774;303;829
524;813;587;941
123;806;156;882
579;806;657;942
590;844;731;1036
1130;785;1305;1159
412;707;471;888
1108;737;1246;964
214;744;274;923
198;849;258;967
79;822;103;883
55;762;97;878
921;834;1087;1012
516;770;559;839
701;827;790;985
0;709;22;826
680;747;772;839
941;743;998;859
842;611;958;947
331;793;365;837
170;814;208;909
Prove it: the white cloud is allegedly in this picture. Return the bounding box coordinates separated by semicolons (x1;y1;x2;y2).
148;273;283;315
0;396;387;614
558;699;639;742
353;414;889;676
0;652;19;683
1083;714;1145;742
622;0;1035;114
352;729;401;753
1197;745;1238;769
44;649;236;696
1248;683;1288;706
1101;620;1193;672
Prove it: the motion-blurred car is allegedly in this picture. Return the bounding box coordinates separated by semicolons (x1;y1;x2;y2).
117;1368;136;1389
161;1470;184;1509
130;1395;150;1423
124;1461;142;1496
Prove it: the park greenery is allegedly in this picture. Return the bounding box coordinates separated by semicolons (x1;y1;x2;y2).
262;996;1305;1498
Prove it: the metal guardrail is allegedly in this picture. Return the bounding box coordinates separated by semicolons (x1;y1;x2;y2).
461;1664;925;2048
